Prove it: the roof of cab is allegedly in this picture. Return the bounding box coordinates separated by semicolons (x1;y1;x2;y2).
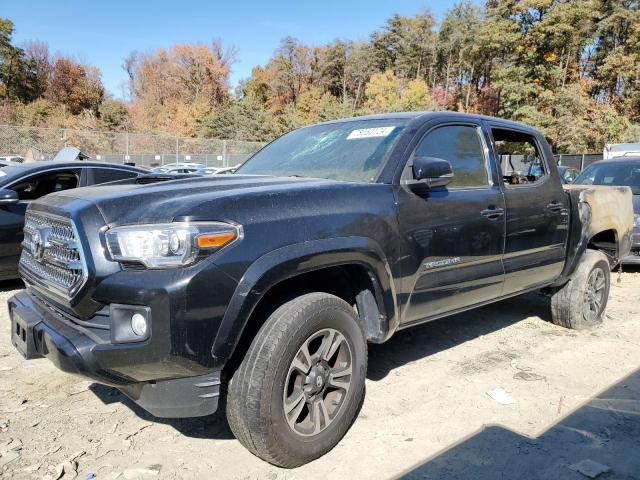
315;111;539;132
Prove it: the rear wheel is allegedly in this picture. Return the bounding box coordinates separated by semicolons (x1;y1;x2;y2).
226;292;367;467
551;249;610;329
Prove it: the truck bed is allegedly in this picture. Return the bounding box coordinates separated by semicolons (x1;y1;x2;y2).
557;184;633;285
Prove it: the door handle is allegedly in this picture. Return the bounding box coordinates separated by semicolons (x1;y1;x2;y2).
546;201;564;213
480;207;505;220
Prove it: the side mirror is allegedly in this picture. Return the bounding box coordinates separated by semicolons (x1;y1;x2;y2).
409;156;454;188
0;189;18;205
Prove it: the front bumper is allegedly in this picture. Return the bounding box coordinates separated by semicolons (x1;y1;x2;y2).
8;290;221;418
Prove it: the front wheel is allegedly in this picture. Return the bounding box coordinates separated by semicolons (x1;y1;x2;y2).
226;293;367;467
551;249;611;329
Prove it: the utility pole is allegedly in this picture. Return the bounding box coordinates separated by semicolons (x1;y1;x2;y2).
222;140;227;167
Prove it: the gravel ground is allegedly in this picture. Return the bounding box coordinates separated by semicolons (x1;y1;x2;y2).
1;270;639;480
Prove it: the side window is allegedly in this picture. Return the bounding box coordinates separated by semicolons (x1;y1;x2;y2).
414;125;489;188
90;168;139;185
492;128;547;186
563;168;578;183
11;170;79;201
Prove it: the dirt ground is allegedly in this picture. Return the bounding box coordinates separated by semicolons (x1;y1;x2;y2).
1;270;639;480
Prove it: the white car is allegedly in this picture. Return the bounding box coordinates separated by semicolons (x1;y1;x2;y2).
150;163;206;173
604;143;640;160
0;155;24;163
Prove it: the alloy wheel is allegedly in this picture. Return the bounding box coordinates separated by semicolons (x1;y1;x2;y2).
283;328;353;436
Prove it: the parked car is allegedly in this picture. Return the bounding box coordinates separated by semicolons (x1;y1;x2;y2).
573;158;640;264
150;163;206;174
9;113;633;467
558;165;579;184
0;155;24;163
152;167;202;175
0;161;145;280
603;142;640;160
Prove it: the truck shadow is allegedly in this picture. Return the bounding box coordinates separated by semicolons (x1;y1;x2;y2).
394;367;640;479
89;383;235;439
368;292;552;381
90;291;554;441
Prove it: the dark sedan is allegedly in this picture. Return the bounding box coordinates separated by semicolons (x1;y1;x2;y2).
573;158;640;264
0;161;145;279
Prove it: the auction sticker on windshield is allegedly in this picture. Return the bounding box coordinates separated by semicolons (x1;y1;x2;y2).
347;126;395;140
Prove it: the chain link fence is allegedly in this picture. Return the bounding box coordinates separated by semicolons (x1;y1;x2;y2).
1;124;606;173
0;125;267;168
554;153;603;171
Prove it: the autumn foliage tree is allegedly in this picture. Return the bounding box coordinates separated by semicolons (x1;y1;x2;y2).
124;40;234;136
1;1;639;150
46;57;104;114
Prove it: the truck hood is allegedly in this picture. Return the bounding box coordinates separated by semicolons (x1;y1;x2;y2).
40;174;348;225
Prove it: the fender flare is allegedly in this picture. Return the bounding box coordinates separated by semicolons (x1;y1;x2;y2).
210;236;398;369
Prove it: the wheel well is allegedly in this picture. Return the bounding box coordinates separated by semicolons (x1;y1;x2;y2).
223;264;385;377
588;229;618;263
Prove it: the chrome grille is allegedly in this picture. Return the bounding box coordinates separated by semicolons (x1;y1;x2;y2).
20;212;86;298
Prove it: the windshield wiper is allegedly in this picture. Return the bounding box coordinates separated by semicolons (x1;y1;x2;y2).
288;174;332;180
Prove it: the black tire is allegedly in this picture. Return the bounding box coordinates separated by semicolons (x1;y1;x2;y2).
226;292;367;468
550;249;611;329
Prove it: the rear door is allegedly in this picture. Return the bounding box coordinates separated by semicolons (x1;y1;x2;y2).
486;123;569;294
396;121;506;324
83;167;140;185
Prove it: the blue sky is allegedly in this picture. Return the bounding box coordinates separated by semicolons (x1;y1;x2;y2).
3;0;455;98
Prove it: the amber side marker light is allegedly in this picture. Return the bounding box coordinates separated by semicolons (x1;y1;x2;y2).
196;231;238;249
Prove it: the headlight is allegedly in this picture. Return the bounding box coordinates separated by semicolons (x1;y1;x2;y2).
105;222;240;268
635;214;640;227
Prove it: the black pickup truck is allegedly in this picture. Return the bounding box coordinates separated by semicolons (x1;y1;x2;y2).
8;113;633;467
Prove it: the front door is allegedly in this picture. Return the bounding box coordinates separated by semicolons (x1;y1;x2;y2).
396;123;506;324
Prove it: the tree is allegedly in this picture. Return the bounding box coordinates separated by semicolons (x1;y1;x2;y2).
436;1;483;110
590;0;640;120
345;42;377;113
98;98;129;131
370;13;437;81
23;40;50;98
319;40;349;101
262;37;316;113
198;92;281;141
363;71;435;113
2;6;639;152
46;57;104;115
125;40;234;135
0;18;39;102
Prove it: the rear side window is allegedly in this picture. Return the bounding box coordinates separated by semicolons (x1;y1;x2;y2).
414;125;489;188
90;168;139;185
492;128;547;186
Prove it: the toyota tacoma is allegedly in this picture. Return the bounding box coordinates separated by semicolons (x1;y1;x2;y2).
8;113;633;467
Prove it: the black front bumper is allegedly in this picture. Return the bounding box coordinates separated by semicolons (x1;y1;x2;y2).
8;290;221;418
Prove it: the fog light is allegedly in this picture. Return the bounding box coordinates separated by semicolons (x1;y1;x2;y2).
110;304;151;343
131;313;148;337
